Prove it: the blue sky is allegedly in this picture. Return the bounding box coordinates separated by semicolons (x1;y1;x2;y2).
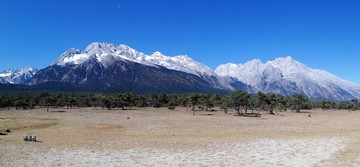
1;0;360;84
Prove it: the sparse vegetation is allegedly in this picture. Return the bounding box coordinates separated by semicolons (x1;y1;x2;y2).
0;91;358;112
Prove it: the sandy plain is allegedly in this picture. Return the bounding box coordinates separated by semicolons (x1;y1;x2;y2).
1;107;360;166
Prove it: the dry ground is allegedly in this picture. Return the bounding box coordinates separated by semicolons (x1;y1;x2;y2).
1;107;360;166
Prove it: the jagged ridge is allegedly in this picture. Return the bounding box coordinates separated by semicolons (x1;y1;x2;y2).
215;56;360;100
0;67;38;84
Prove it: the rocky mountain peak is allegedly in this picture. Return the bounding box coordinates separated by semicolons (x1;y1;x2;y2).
0;67;38;84
84;42;117;53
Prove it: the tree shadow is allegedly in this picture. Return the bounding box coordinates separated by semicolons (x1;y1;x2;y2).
294;111;312;114
49;110;66;113
234;113;261;117
200;113;215;116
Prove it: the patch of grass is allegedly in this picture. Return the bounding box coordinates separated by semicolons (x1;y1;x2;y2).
0;117;58;131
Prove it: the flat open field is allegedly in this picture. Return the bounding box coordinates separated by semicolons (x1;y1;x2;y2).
1;107;360;166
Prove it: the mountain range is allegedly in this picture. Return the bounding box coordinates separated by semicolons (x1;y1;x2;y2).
1;42;360;100
215;57;360;100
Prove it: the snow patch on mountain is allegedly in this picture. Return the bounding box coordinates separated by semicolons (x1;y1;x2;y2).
147;51;216;77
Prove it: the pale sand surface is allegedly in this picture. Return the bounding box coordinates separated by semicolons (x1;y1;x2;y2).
1;107;360;166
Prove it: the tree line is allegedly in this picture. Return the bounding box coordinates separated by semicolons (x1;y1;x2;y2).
0;91;359;113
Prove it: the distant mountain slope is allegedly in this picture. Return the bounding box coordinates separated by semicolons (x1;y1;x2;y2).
0;67;38;84
215;56;360;100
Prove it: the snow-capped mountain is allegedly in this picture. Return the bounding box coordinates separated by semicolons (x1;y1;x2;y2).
47;42;232;91
0;67;38;84
28;42;237;93
215;56;360;100
54;42;216;78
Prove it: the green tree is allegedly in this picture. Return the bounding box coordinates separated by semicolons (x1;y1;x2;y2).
266;93;278;115
220;95;230;114
54;94;65;108
77;94;90;107
275;94;287;112
0;96;5;108
114;94;126;109
38;92;56;112
337;101;353;110
167;94;179;108
318;99;336;110
3;96;14;109
351;99;359;110
136;95;147;107
127;92;138;108
100;96;112;110
90;94;103;108
289;94;311;112
66;95;79;109
148;93;160;108
14;96;28;110
211;94;222;107
256;92;277;115
257;92;268;111
198;94;214;111
228;90;250;116
178;94;189;107
187;93;201;115
188;93;200;107
158;93;169;107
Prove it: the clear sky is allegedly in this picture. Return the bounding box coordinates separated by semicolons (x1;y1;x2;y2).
1;0;360;84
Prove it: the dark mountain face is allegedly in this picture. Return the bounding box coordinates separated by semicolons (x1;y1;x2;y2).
27;59;226;93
